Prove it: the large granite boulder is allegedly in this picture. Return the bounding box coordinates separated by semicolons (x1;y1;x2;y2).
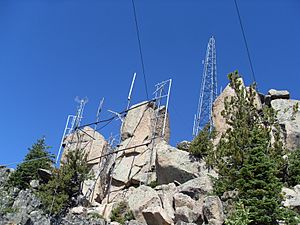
155;142;200;184
126;185;162;224
142;206;173;225
212;79;262;143
112;101;170;188
271;99;300;150
177;176;214;201
155;183;177;220
61;126;108;165
203;196;224;225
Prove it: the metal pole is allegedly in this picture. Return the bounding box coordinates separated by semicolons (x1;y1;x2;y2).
162;79;172;137
127;72;137;110
56;115;73;165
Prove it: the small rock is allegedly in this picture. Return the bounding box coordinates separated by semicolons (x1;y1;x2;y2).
30;180;39;189
70;206;86;214
176;141;191;151
268;89;290;100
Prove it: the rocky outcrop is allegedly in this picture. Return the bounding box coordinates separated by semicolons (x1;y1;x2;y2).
203;196;224;225
155;142;198;184
142;206;173;225
282;185;300;213
156;141;217;185
126;185;162;224
212;79;262;143
2;189;50;225
271;99;300;150
111;102;170;191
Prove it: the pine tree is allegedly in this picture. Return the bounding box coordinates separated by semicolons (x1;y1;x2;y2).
213;71;293;224
8;138;54;189
38;148;90;215
286;148;300;187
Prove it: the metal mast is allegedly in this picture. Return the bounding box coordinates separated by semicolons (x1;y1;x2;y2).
193;36;217;137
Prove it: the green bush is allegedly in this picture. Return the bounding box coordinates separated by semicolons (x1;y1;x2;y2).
110;201;134;224
189;124;216;167
37;149;90;215
8;138;54;189
225;202;252;225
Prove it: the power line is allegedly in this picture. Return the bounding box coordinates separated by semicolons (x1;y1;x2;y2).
234;0;257;84
131;0;149;99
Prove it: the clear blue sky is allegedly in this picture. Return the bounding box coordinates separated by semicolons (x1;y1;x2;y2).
0;0;299;167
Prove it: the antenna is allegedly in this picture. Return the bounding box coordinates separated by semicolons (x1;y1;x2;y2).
127;72;137;110
193;36;217;137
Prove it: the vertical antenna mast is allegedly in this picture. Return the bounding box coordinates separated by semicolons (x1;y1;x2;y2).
193;36;217;137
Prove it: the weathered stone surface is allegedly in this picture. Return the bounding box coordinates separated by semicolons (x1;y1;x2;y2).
156;142;201;184
155;183;177;219
112;148;156;186
121;101;150;141
282;186;300;212
268;89;290;100
142;206;173;225
175;222;197;225
30;180;39;189
212;79;262;143
61;211;106;225
212;84;236;141
61;126;108;165
271;99;300;150
174;206;201;224
176;141;191;151
126;185;162;224
178;176;213;201
203;196;224;225
173;193;203;224
4;189;50;225
127;220;144;225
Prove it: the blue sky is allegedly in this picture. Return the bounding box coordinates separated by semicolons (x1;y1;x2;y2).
0;0;299;167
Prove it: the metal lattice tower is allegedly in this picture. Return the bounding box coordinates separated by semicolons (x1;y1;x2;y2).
193;36;217;137
55;97;88;165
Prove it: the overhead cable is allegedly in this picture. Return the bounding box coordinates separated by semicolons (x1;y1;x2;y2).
131;0;149;99
234;0;257;84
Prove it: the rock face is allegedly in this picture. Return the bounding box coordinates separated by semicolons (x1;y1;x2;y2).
156;142;199;184
126;185;162;224
203;196;224;225
142;206;173;225
271;99;300;150
111;102;170;190
156;141;217;185
212;78;262;143
2;189;50;225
